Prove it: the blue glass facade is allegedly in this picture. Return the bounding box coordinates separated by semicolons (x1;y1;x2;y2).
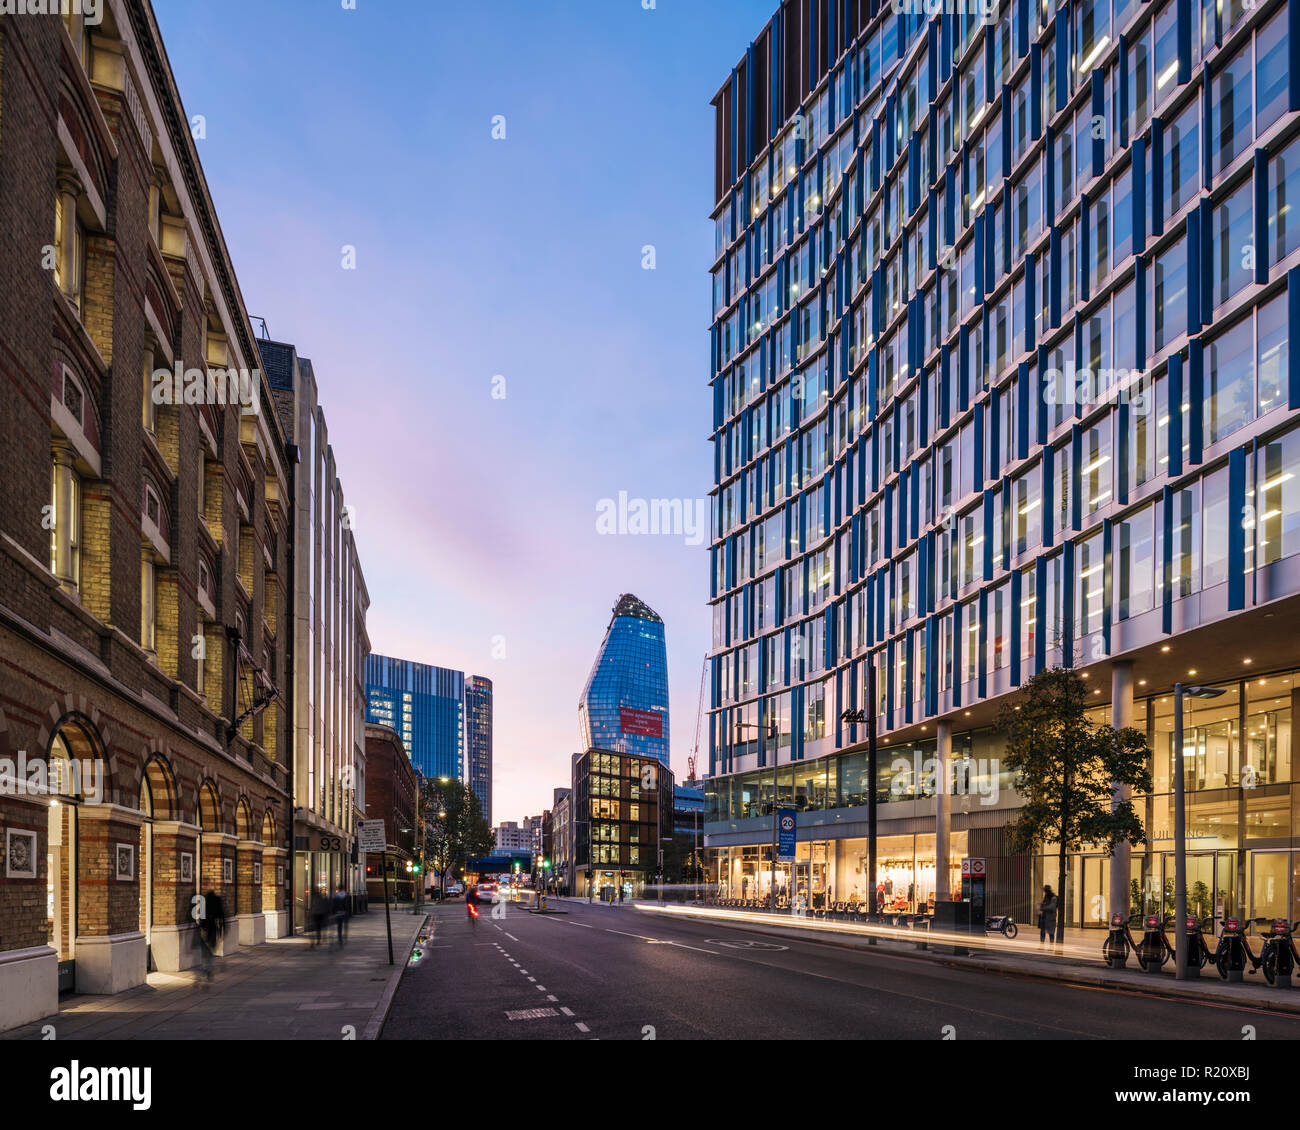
579;594;671;764
702;0;1300;924
366;654;464;781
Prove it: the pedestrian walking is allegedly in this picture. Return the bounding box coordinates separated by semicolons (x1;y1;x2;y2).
332;884;350;948
1038;884;1059;943
618;882;625;904
310;887;329;948
197;888;225;981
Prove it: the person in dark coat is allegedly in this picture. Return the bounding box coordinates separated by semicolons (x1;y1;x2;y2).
198;888;226;980
332;885;350;948
309;888;329;948
1038;885;1059;943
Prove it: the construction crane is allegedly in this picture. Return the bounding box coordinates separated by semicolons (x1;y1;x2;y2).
688;652;707;784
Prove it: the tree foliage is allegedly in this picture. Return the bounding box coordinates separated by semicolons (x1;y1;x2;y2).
421;778;494;892
997;667;1153;857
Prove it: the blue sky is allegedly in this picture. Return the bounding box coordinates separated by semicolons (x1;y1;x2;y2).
154;0;776;822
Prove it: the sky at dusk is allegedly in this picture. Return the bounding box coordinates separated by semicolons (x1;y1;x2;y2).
153;0;777;823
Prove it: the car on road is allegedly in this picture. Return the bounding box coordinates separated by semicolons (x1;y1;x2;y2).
446;883;464;896
476;882;499;904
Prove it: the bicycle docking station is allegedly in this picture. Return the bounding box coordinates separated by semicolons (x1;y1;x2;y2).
1103;912;1133;970
1215;917;1251;983
1136;914;1173;975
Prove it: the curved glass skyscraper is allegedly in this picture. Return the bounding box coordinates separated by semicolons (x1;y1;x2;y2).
579;594;670;764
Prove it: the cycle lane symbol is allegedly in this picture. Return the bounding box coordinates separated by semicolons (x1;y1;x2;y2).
706;939;788;951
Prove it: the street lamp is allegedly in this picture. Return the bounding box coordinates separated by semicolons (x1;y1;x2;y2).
1174;682;1226;980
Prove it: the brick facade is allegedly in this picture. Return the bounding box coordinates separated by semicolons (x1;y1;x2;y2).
0;2;293;1028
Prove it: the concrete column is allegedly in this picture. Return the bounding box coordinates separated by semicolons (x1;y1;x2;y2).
1110;661;1135;924
936;719;953;902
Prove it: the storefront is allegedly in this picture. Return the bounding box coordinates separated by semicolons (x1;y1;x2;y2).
709;832;968;911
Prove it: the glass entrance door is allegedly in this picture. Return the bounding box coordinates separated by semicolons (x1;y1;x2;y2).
1251;852;1291;924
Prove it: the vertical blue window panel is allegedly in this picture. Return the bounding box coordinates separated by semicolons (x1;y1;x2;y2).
1017;361;1031;458
1132;137;1146;254
1102;519;1114;658
1010;568;1023;686
1151;117;1165;239
1034;554;1048;675
1080;196;1092;305
1070;425;1083;532
952;599;963;708
1291;266;1300;410
1187;340;1204;466
1041;424;1055;545
1254;149;1268;285
1168;352;1184;475
904;631;914;725
977;588;989;700
1030;44;1043;138
982;488;995;577
1177;0;1192;84
1091;70;1105;178
1228;447;1246;610
1061;540;1076;666
989;384;1002;480
925;617;939;716
1055;7;1070;113
1161;485;1174;635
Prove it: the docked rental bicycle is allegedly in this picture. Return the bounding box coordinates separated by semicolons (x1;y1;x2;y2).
984;915;1018;938
1254;919;1300;985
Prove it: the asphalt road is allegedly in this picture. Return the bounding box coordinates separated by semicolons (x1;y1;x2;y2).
381;899;1300;1041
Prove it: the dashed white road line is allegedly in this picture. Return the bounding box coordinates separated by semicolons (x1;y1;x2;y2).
503;932;519;941
575;1022;590;1033
559;1007;574;1017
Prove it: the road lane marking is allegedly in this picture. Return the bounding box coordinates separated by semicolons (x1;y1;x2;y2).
503;932;519;941
560;1007;574;1017
527;977;536;982
535;985;547;991
706;939;788;951
546;995;558;1001
663;941;720;954
607;930;657;941
505;1008;559;1021
575;1022;590;1033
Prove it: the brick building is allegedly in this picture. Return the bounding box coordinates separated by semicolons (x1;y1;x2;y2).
363;725;418;903
0;2;293;1030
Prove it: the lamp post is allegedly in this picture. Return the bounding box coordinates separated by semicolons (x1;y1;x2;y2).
1174;682;1225;980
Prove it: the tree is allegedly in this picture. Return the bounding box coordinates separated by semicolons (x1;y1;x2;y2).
421;779;494;898
996;667;1152;944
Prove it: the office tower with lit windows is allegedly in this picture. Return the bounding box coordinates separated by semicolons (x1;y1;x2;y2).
466;675;494;824
366;655;465;781
704;0;1300;928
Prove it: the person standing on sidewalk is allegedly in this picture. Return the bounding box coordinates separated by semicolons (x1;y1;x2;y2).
198;888;226;982
310;887;329;948
332;884;350;948
1038;885;1059;943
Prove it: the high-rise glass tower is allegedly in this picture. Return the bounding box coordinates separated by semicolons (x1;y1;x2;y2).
466;675;494;824
365;655;464;781
579;594;670;764
704;0;1300;922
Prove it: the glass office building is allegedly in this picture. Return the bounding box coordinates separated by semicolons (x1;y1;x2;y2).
579;594;671;765
704;0;1300;925
467;675;494;824
366;654;464;781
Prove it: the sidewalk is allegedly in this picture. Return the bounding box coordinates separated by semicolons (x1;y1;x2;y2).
626;902;1300;1015
1;906;427;1041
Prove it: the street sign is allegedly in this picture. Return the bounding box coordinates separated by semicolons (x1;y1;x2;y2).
961;858;986;877
357;820;386;853
777;807;796;862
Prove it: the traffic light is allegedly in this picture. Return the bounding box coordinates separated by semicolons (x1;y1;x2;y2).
412;864;420;874
542;859;550;870
404;860;413;873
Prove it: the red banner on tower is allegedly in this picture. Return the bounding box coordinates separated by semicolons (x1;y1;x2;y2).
619;707;663;738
